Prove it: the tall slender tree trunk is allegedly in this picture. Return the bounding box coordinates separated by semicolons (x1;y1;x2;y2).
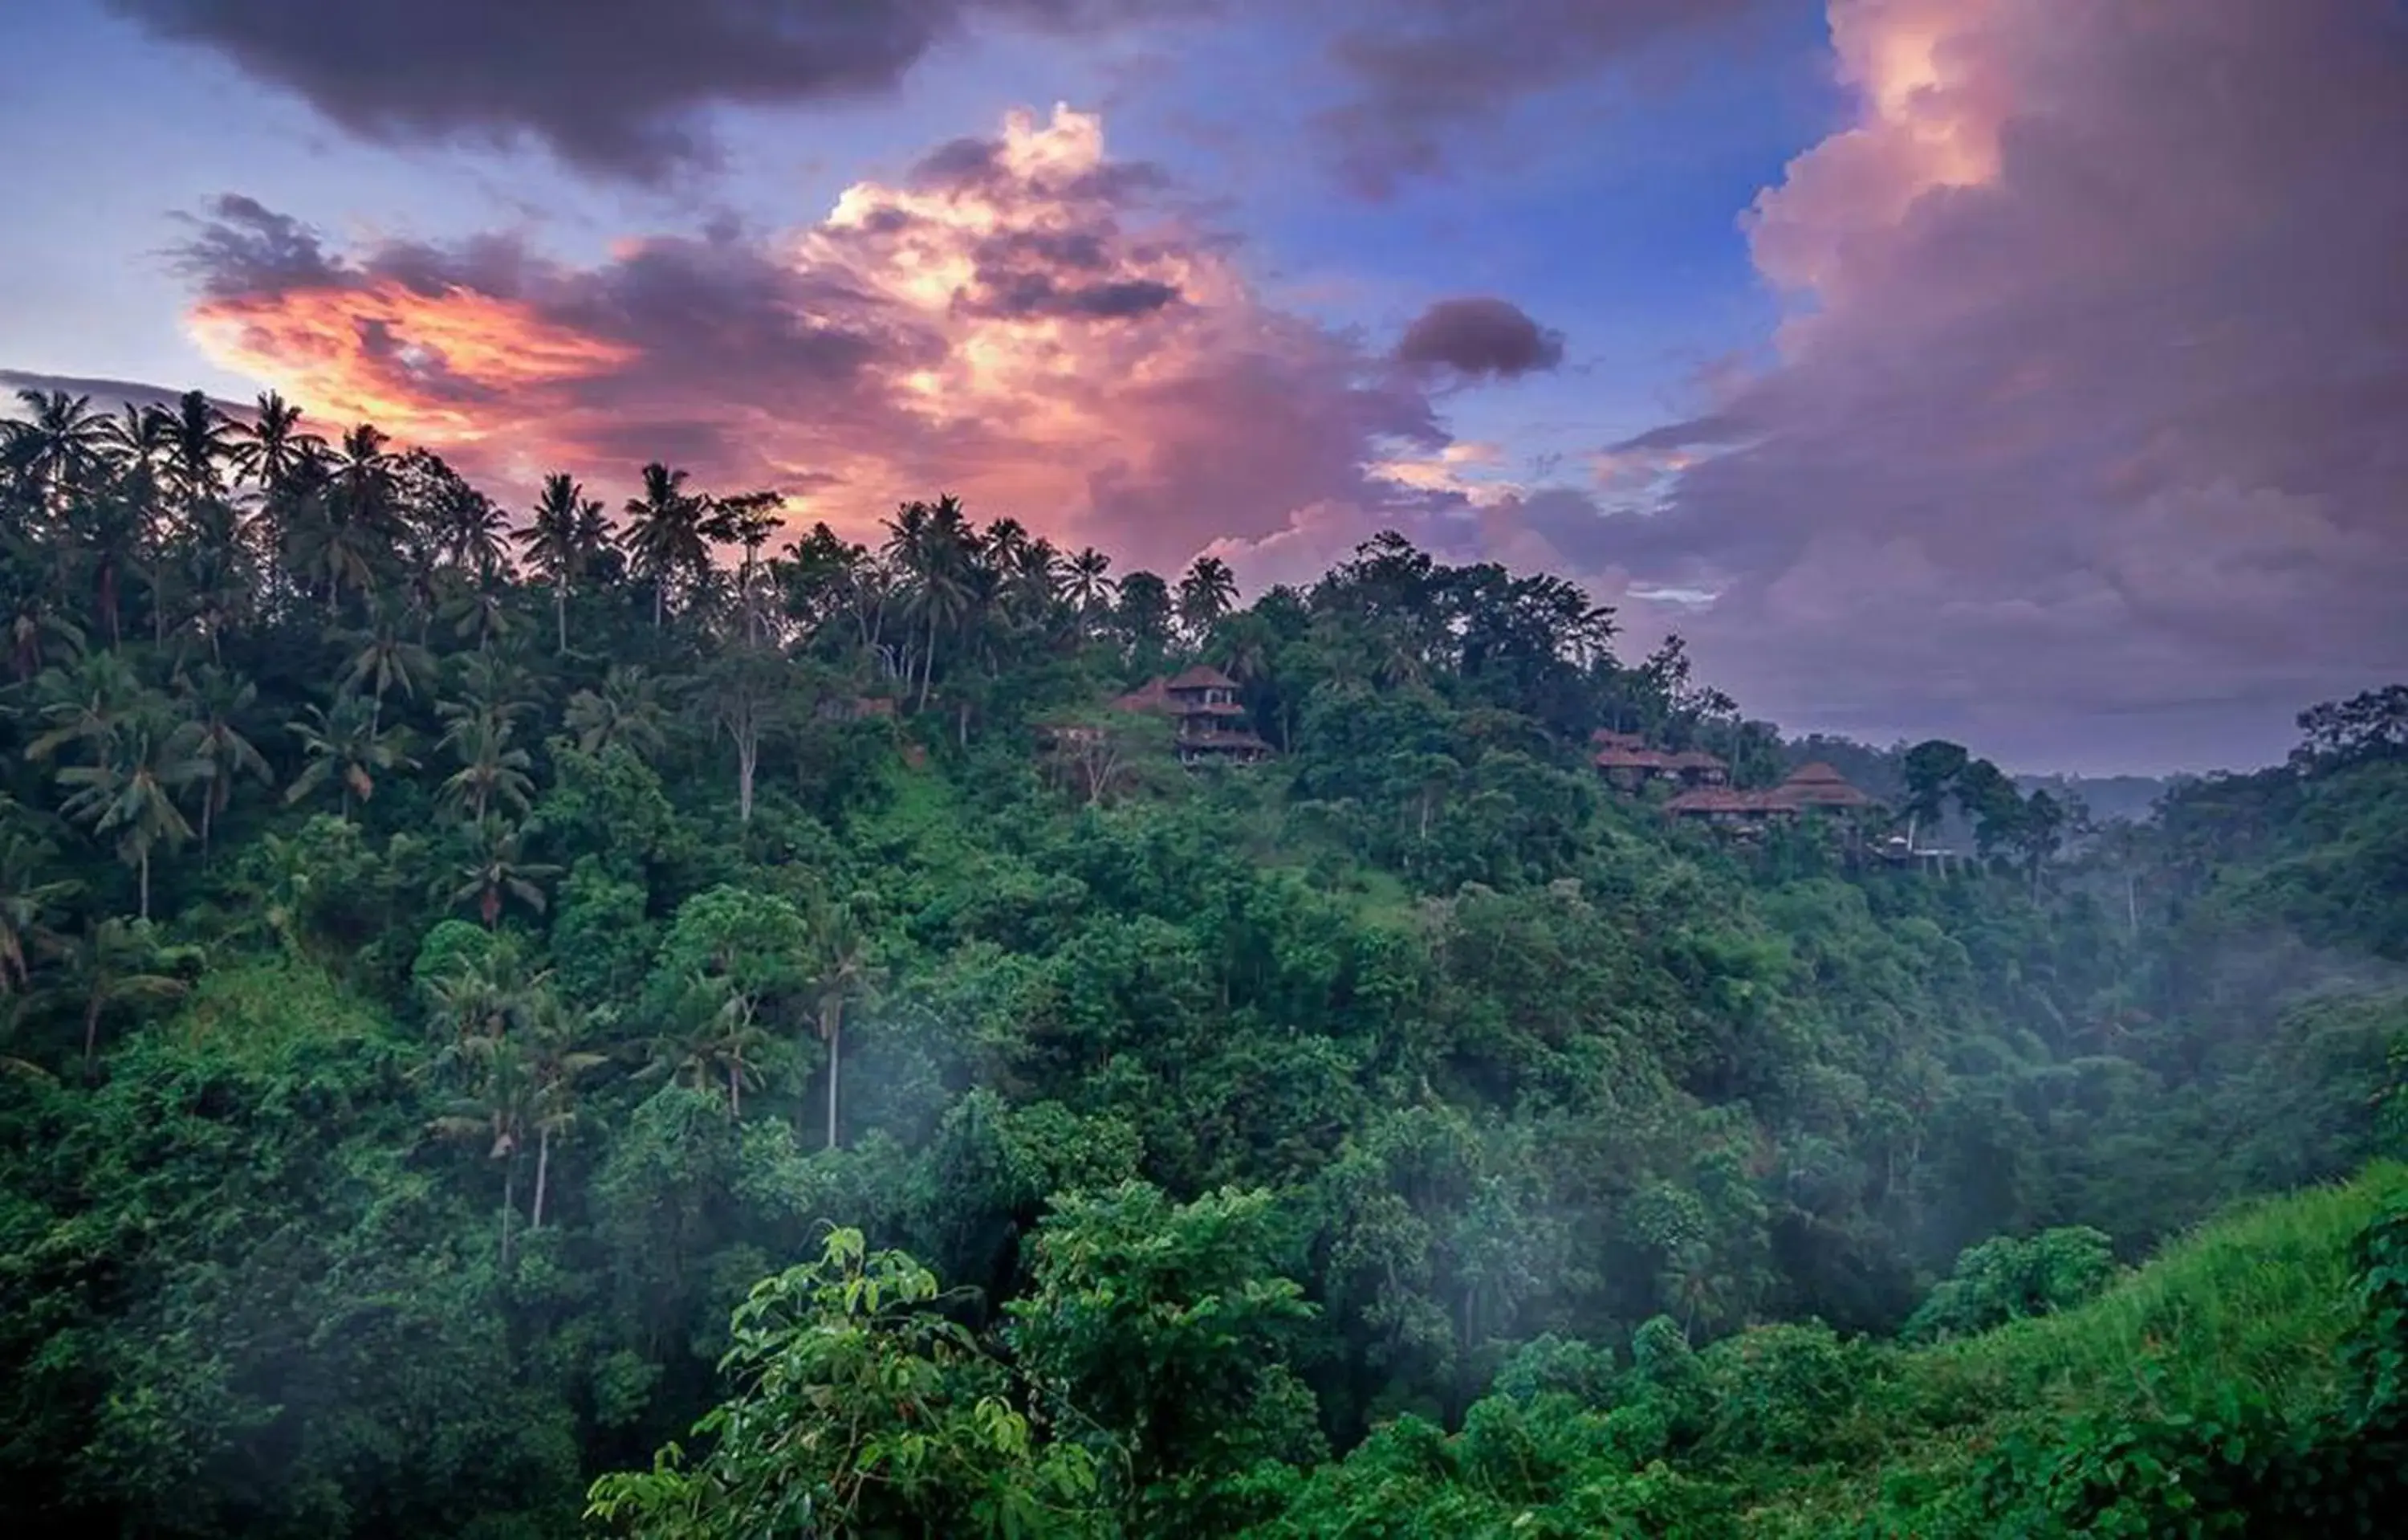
201;790;214;862
824;1021;843;1147
499;1151;519;1269
737;731;757;824
555;587;568;654
83;997;104;1076
138;848;151;922
532;1124;551;1230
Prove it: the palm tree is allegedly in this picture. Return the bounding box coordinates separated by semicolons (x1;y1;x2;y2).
518;472;608;653
25;649;147;764
803;894;883;1150
227;391;307;492
1065;545;1116;620
645;971;770;1121
339;609;440;722
437;712;535;824
564;664;674;762
40;915;199;1074
1177;554;1239;641
620;462;706;628
6;389;112;504
162;389;238;508
169;664;273;858
53;707;208;920
286;695;417;820
451;818;559;929
426;1022;535;1267
521;984;606;1230
99;401;173;480
0;818;77;996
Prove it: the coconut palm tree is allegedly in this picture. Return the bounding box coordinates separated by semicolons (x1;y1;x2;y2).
620;462;706;628
1065;545;1116;621
0;817;77;996
53;706;208;920
451;818;559;929
227;390;308;492
39;915;199;1074
644;971;771;1121
564;664;675;762
803;894;884;1150
517;472;608;653
437;713;535;824
6;389;112;504
162;389;238;508
286;695;417;820
1177;553;1239;642
169;664;273;858
339;609;440;723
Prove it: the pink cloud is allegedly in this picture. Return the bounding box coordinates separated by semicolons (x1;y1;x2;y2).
178;106;1446;574
1535;0;2408;770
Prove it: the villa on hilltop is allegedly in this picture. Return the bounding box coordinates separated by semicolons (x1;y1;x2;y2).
1108;664;1274;765
1662;760;1885;830
1589;729;1732;791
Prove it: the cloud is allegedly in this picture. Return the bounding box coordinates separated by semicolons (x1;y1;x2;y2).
105;0;1192;181
1502;0;2408;772
177;105;1447;573
1316;0;1780;195
1393;297;1564;381
1;370;247;418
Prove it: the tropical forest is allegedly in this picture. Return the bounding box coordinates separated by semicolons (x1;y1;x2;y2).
4;384;2407;1538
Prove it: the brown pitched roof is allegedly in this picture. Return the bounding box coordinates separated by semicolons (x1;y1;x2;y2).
1594;744;1675;769
1771;761;1881;808
1111;677;1170;711
1165;664;1239;692
1666;749;1730;771
1591;729;1647;750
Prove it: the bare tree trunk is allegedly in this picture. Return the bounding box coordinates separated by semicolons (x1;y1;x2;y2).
532;1123;551;1230
824;1004;842;1151
500;1151;519;1269
737;732;757;824
139;849;151;922
555;588;568;654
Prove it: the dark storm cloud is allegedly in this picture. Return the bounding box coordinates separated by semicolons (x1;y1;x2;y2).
1317;0;1780;195
106;0;1192;181
1394;297;1564;380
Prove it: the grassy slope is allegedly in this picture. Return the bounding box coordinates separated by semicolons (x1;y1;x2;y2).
1748;1160;2408;1534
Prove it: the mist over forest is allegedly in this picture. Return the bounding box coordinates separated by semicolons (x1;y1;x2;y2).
3;389;2407;1536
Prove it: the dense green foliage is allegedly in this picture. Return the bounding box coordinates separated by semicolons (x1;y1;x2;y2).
3;386;2406;1536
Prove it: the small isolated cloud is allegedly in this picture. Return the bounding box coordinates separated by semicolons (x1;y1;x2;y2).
1521;0;2408;771
176;105;1446;574
1394;296;1564;381
106;0;1194;182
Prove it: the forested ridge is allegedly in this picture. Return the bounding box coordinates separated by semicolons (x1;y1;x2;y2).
2;385;2406;1538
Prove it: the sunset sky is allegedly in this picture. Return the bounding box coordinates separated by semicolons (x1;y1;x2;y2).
2;0;2402;774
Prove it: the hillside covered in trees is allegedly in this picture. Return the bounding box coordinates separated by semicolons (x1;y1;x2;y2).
2;385;2405;1537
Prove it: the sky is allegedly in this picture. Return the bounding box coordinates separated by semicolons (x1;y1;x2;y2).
2;0;2402;776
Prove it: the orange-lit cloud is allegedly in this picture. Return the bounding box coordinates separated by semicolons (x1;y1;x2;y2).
178;105;1454;572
